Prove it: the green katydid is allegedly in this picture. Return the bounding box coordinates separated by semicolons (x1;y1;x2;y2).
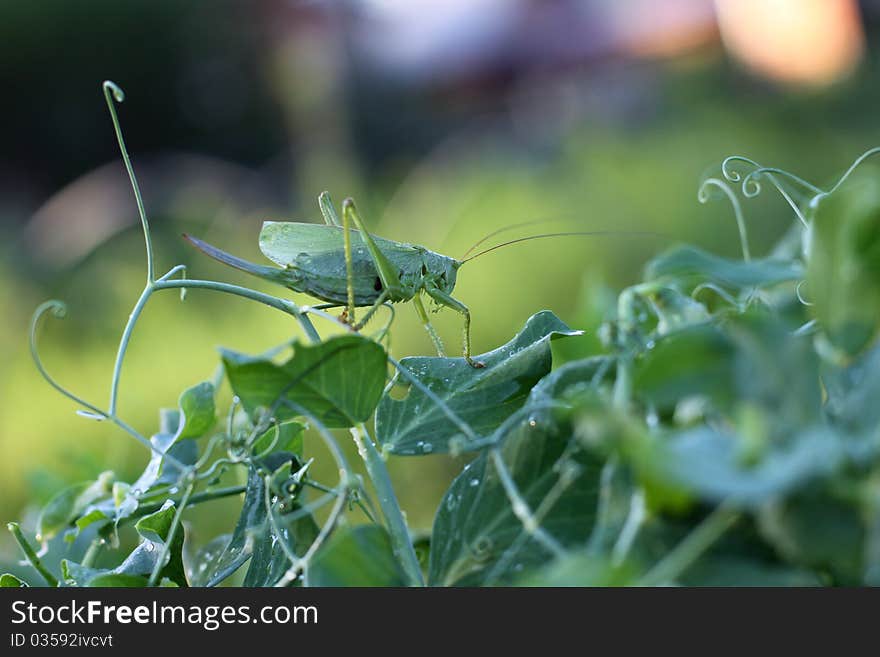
185;196;647;368
185;193;483;365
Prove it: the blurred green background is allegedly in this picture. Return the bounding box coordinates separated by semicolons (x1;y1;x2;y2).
2;0;879;564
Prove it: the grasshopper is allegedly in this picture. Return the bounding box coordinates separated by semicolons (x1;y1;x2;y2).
185;193;485;366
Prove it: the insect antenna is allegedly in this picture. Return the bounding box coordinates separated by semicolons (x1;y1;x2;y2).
460;219;568;259
459;230;666;264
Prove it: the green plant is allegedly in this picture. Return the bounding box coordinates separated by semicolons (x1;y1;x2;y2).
5;82;880;587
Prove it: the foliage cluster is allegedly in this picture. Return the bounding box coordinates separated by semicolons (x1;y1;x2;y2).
5;84;880;587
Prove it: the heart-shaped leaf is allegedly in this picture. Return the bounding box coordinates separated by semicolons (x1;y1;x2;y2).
376;311;582;455
223;334;387;428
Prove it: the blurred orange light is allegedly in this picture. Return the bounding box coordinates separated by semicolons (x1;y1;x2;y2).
714;0;864;87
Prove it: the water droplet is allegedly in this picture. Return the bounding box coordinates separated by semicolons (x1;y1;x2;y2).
421;442;434;453
169;486;179;495
144;542;155;552
645;339;656;350
469;478;480;487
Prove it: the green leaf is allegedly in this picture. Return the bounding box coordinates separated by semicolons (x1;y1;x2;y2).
429;416;601;586
120;501;188;586
642;426;840;507
134;501;178;543
117;433;197;528
62;501;189;587
37;471;114;542
61;560;103;587
644;287;711;335
0;573;28;587
222;334;386;428
307;525;406;587
759;490;865;584
646;245;802;291
376;311;582;455
199;463;319;587
823;344;880;463
86;573;149;587
252;421;305;459
634;313;822;430
175;381;216;440
808;168;880;356
634;323;736;411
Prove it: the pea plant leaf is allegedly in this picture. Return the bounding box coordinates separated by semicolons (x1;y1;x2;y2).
307;525;406;587
823;341;880;443
222;334;387;428
0;573;28;587
62;501;188;587
808;168;880;356
639;425;841;507
646;245;803;292
759;490;866;585
376;311;582;455
36;471;115;542
175;381;216;440
633;323;736;412
196;456;318;587
428;413;601;586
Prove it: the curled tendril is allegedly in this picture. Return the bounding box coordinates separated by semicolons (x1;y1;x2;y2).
102;79;155;283
698;177;751;261
103;80;125;103
721;156;812;227
795;280;814;307
721;155;760;184
30;301;106;419
742;167;822;196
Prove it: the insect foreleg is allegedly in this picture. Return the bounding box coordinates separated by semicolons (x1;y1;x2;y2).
424;284;484;368
412;293;446;357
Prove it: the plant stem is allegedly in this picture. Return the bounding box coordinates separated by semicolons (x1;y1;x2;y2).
109;284;153;415
81;538;103;568
154;278;320;342
7;523;58;587
351;424;425;586
124;485;246;525
638;504;739;586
